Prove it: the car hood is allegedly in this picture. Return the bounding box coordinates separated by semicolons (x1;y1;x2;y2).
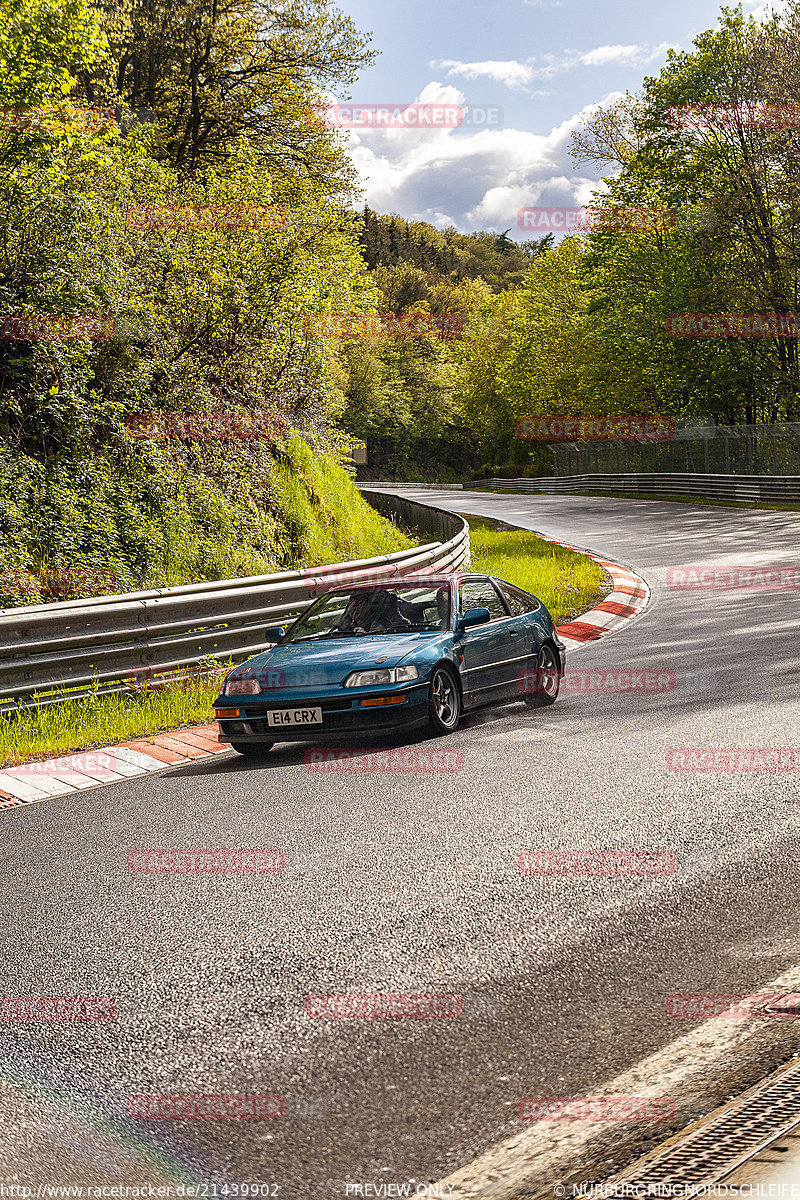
229;633;445;690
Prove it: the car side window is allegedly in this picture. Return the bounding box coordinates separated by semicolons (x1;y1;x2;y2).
497;582;540;615
459;580;508;621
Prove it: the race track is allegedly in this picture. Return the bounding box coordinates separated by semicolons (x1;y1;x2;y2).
3;489;800;1199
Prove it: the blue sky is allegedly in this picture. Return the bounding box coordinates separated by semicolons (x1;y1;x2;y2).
327;0;777;238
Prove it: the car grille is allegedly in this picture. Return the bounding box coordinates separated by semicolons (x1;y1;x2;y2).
240;698;353;716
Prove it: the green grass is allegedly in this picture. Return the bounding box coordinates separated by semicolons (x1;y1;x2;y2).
0;442;412;607
0;673;227;769
267;440;413;567
462;512;610;626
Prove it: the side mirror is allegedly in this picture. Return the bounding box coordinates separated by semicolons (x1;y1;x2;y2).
455;606;491;634
265;625;287;643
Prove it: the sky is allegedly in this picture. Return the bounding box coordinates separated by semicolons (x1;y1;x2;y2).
326;0;780;239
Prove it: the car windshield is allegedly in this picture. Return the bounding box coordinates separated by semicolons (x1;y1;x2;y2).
286;585;452;642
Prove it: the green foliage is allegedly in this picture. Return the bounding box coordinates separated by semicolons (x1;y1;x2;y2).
340;209;548;479
358;207;551;289
456;1;800;468
0;438;409;605
0;0;108;109
0;0;413;608
462;513;609;626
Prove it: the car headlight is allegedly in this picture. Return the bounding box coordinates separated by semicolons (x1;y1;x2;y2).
344;665;419;688
226;677;262;695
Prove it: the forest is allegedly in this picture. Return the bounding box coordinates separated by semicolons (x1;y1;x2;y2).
4;0;800;603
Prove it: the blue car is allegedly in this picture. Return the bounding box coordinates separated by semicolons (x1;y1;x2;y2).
213;573;565;757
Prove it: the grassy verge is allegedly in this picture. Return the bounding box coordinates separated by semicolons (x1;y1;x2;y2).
462;513;610;626
0;675;228;769
0;458;414;768
1;443;412;607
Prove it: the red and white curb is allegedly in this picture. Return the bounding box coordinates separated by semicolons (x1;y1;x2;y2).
0;543;649;809
0;725;230;809
546;536;650;652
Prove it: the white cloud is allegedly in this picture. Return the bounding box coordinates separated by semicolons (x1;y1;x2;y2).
580;41;673;66
580;45;643;66
344;89;623;238
742;0;788;17
435;59;537;90
432;43;675;93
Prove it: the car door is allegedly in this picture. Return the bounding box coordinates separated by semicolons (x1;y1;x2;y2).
457;578;526;706
494;579;544;698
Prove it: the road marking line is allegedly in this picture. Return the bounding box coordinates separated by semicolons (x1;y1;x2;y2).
437;965;800;1199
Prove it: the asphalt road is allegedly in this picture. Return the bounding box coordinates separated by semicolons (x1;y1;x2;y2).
3;489;800;1199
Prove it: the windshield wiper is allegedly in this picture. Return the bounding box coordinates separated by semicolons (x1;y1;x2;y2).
290;630;366;641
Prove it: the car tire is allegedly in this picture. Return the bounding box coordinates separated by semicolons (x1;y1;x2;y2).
428;666;461;734
523;642;561;707
230;742;275;758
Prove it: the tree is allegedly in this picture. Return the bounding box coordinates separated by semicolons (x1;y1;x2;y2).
94;0;374;187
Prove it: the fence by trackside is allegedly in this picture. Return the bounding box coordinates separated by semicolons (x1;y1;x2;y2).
472;473;800;504
548;422;800;477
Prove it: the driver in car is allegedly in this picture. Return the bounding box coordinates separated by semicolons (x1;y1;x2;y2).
397;586;450;629
338;590;411;634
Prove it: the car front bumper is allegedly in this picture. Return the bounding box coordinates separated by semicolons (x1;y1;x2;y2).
215;681;430;743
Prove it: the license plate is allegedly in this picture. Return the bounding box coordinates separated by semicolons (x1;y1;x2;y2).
266;707;323;727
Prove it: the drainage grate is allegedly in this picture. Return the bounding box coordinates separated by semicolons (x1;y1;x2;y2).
609;1057;800;1187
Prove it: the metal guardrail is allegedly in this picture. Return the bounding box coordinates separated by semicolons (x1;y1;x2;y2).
0;491;469;711
360;482;464;490
474;473;800;504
